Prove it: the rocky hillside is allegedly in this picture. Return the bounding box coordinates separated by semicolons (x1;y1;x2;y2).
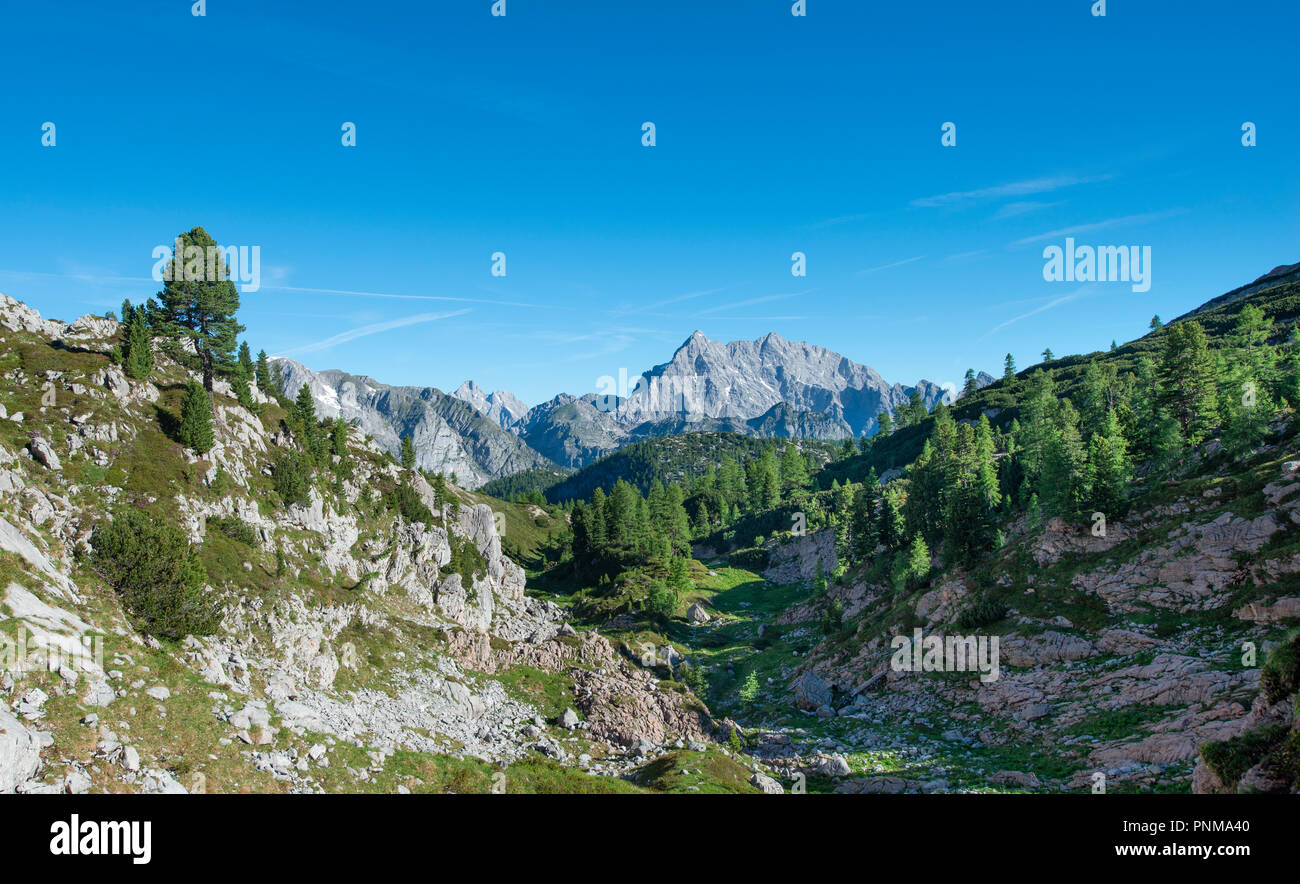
0;294;738;795
735;426;1300;793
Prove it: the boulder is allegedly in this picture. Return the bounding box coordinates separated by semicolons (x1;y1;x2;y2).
792;671;833;712
811;754;852;777
750;772;784;794
0;706;42;792
687;603;711;624
26;436;61;471
988;769;1041;789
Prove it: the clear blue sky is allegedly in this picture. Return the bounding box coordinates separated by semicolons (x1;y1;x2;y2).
2;0;1296;405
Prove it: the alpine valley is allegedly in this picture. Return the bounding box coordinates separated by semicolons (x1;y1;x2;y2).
1;258;1299;797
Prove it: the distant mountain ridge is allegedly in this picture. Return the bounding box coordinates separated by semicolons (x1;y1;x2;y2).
451;380;529;430
271;359;557;489
447;331;981;468
615;329;961;436
278;331;991;478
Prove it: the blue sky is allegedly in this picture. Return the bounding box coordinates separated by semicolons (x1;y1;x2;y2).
2;0;1296;405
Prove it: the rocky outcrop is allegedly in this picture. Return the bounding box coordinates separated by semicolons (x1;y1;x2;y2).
763;527;836;585
448;629;712;750
1072;509;1289;614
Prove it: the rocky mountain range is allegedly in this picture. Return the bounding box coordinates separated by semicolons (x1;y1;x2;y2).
271;359;555;489
279;331;988;478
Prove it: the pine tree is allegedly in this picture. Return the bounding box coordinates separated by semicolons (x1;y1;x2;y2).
1042;347;1055;362
906;534;931;587
905;390;926;425
876;410;893;437
666;555;691;594
849;488;879;561
780;442;808;490
1156;320;1218;445
237;340;254;379
1086;408;1130;516
1221;373;1275;456
664;483;692;555
961;368;978;397
231;371;253;409
1015;370;1058;484
1081;359;1122;431
1149;315;1162;330
906;438;947;546
1227;304;1276;392
331;418;349;458
749;448;780;510
177;380;214;453
943;416;1002;565
879;487;906;551
1003;353;1017;380
1284;327;1300;409
155;226;245;392
123;306;154;380
400;434;416;470
255;349;271;391
1039;400;1086;517
291;384;324;459
1127;356;1160;458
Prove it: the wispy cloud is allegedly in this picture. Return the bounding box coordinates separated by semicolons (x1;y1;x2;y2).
0;269;153;285
806;213;872;230
1009;209;1187;247
282;310;471;356
981;285;1096;338
990;200;1062;220
858;256;925;275
912;174;1111;209
696;291;807;315
614;287;728;315
943;250;988;262
506;329;642;367
263;284;539;309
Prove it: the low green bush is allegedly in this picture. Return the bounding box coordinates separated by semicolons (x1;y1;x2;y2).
91;508;220;639
208;515;260;546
